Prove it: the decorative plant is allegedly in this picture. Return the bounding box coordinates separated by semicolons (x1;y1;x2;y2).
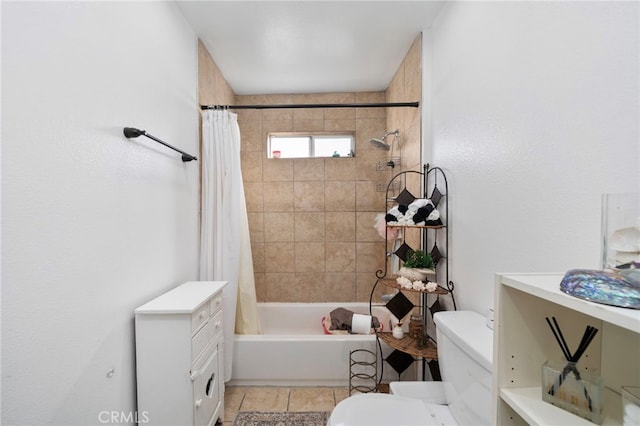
403;249;434;269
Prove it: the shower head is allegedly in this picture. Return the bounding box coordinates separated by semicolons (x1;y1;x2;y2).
369;129;400;151
369;137;391;151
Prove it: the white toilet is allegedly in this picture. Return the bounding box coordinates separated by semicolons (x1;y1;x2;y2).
329;311;493;426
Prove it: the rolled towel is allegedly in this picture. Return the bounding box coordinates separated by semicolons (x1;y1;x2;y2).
408;198;429;211
417;205;434;218
329;307;380;333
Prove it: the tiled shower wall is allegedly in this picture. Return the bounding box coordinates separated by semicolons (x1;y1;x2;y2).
198;34;422;304
237;93;393;303
385;35;423;254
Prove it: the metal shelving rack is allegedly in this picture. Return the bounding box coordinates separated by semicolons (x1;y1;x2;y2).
369;164;456;385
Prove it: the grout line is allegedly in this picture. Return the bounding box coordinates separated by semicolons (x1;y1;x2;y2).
286;387;291;412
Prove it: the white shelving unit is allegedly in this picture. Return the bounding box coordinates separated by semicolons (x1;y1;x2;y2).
494;273;640;425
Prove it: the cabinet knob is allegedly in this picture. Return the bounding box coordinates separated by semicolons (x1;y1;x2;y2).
195;399;202;408
215;321;221;328
200;311;206;319
216;297;222;305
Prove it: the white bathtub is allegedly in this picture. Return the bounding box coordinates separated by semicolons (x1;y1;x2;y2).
229;302;392;386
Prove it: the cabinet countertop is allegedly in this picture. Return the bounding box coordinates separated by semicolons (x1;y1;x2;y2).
135;281;228;314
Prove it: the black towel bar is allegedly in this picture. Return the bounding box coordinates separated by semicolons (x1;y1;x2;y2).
123;127;197;162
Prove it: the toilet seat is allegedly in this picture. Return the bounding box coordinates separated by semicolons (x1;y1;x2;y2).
328;393;458;426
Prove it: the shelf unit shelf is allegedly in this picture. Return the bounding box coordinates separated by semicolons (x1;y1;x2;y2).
500;386;622;426
377;332;438;359
379;277;449;295
386;224;446;230
494;273;640;426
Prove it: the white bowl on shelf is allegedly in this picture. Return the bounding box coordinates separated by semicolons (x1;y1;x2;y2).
398;267;435;282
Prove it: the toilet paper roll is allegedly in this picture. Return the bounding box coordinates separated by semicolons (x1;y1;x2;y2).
352;313;373;335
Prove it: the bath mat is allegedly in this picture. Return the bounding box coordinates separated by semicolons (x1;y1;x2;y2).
232;411;330;426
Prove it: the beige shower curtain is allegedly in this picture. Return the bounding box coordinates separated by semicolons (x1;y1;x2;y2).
200;110;261;379
236;201;260;334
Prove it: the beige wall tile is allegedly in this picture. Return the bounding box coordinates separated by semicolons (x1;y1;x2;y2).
265;243;295;272
356;149;387;182
325;181;355;212
264;118;294;135
294;242;325;273
324;158;356;181
325;273;357;303
294;158;325;181
293;119;324;132
356;273;387;303
241;151;263;182
294;273;326;302
265;273;297;302
237;110;263;152
325;242;356;273
263;109;294;122
324;119;356;132
263;158;293;181
355;92;387;119
293;108;323;121
244;181;264;213
325;212;356;242
294;212;325;242
264;212;294;242
294;181;325;211
401;122;421;171
356;119;388;153
247;212;264;242
254;273;266;302
263;182;294;212
356;242;386;273
356;181;385;212
198;40;234;106
357;212;385;242
251;242;265;273
325;107;355;121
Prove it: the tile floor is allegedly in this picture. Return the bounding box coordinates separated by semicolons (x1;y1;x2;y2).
223;386;350;425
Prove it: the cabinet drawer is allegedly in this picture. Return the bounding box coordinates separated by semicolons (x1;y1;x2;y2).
192;304;209;333
192;320;213;362
210;309;223;341
209;294;223;316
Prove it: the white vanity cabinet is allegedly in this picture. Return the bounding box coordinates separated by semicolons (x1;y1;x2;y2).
494;273;640;425
135;281;228;426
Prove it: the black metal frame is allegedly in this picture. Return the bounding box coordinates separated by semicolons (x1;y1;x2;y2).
369;163;457;385
200;101;419;110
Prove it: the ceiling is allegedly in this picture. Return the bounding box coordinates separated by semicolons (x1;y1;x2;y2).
176;1;446;96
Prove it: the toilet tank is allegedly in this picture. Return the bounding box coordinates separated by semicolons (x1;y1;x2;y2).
434;311;493;426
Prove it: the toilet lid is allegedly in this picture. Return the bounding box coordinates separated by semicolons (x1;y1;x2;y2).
329;393;435;426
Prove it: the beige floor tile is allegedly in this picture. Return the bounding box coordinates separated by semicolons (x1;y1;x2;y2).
240;387;290;412
333;387;350;405
224;386;247;422
288;387;335;412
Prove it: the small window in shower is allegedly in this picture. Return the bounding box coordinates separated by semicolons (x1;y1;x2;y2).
268;132;354;158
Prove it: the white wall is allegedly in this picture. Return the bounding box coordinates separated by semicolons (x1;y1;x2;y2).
423;1;639;314
2;2;199;424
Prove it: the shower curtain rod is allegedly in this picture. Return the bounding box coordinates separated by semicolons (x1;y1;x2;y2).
200;101;419;110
